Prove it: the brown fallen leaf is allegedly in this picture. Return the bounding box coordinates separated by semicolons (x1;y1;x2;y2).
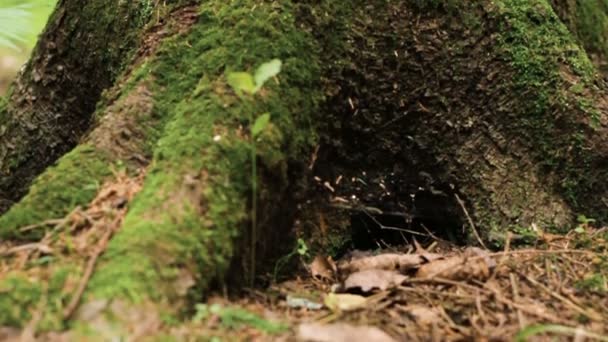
297;323;396;342
338;252;441;274
344;269;407;292
416;247;495;280
310;255;337;281
401;305;441;325
324;293;367;312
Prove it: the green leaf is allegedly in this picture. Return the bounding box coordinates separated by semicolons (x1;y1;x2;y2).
254;59;282;90
297;239;308;256
227;72;256;96
577;215;596;224
251;113;271;138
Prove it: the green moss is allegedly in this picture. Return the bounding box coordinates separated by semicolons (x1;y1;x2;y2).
0;0;326;331
0;145;111;240
0;0;156;210
59;0;153;77
88;0;323;305
0;274;42;327
567;0;608;63
0;265;79;330
493;0;608;220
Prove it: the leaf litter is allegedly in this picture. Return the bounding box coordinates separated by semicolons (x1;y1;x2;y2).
168;227;608;341
2;171;608;341
0;168;145;339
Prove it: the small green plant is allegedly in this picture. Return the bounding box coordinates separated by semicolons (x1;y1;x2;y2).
575;273;607;293
227;59;283;286
193;303;287;334
575;214;596;234
512;225;539;245
227;59;282;96
273;238;309;282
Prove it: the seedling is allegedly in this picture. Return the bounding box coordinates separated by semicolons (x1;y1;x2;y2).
227;59;283;286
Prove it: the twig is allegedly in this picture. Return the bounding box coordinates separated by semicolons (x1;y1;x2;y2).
19;219;65;232
475;295;489;326
516;270;604;321
398;286;479;300
509;272;526;329
407;277;568;323
62;217;119;321
463;248;597;264
0;243;51;257
361;209;429;237
454;194;487;249
308;145;320;170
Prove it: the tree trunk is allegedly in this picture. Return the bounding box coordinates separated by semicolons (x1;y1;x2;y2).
2;0;608;337
0;0;154;213
310;0;608;246
550;0;608;71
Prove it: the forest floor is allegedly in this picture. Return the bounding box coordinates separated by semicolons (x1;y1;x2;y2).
175;231;608;341
1;171;608;341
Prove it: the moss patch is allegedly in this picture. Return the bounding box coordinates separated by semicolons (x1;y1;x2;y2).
0;145;111;240
493;0;608;224
0;265;80;330
0;0;156;211
88;0;323;308
550;0;608;70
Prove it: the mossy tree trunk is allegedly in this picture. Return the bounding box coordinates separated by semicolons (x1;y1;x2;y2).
550;0;608;71
0;0;156;213
2;0;608;337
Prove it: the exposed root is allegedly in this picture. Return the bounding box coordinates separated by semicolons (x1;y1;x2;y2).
0;168;145;332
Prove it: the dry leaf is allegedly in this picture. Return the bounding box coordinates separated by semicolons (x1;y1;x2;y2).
310;255;337;281
344;269;407;292
416;247;495;280
297;323;396;342
324;293;367;312
338;252;441;273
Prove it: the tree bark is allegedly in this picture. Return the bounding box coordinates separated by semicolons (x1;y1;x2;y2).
550;0;608;71
307;0;608;246
2;0;608;337
0;0;153;213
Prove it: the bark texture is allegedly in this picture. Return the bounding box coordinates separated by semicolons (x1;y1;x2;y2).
0;0;153;212
2;0;608;337
550;0;608;71
1;0;322;336
309;0;608;246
